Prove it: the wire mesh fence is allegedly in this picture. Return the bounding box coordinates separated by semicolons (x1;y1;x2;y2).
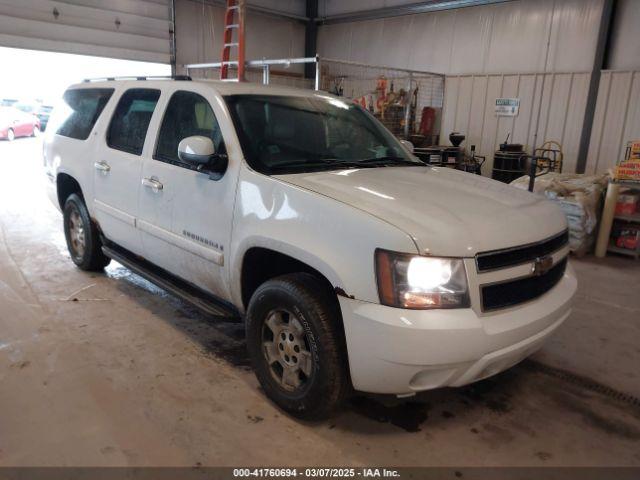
319;59;444;144
186;57;445;143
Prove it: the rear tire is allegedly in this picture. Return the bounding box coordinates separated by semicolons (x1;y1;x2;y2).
32;125;40;137
246;273;350;419
63;194;111;271
7;128;15;141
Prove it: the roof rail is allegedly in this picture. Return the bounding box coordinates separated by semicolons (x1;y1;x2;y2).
82;75;192;83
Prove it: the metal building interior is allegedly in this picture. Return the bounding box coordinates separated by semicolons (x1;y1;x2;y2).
0;0;639;475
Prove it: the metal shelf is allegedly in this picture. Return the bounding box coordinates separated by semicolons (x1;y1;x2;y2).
613;180;640;189
614;212;640;223
607;244;640;259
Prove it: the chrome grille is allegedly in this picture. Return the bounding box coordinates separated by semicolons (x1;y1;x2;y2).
481;258;568;312
475;230;569;273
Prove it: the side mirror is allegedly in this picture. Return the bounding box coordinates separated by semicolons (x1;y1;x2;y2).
178;135;215;165
400;139;414;153
178;135;227;180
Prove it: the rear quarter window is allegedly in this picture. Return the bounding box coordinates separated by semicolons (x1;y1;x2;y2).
55;88;114;140
107;88;160;155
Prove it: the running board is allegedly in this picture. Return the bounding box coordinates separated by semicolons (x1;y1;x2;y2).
102;245;240;320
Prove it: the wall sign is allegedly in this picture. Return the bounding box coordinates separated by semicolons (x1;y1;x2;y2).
495;98;520;116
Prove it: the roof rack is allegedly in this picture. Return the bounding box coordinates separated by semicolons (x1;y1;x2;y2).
82;75;192;83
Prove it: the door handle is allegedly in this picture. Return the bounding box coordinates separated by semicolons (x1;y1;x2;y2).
94;161;110;173
142;177;163;193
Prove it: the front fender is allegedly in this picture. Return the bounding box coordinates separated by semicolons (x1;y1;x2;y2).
230;235;344;308
229;168;418;310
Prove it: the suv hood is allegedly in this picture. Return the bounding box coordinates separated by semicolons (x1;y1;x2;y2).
276;166;567;256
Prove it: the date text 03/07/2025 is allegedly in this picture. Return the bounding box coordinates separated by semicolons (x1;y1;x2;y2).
232;468;401;478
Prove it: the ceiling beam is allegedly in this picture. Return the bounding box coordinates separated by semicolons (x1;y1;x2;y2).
182;0;308;23
320;0;515;25
305;0;318;78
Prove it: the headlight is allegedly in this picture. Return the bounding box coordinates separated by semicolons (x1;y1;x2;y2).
375;249;470;309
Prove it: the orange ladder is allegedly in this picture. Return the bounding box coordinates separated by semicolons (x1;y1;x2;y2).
220;0;245;82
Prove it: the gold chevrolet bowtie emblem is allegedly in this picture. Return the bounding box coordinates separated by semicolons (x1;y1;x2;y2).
532;255;553;276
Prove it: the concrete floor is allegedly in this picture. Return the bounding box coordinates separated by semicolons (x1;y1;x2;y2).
1;137;639;467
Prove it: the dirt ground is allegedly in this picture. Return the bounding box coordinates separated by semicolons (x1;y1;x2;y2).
1;137;639;467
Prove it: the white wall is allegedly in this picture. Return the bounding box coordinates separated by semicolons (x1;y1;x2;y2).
584;0;640;174
442;72;592;175
250;0;306;17
318;0;604;75
175;0;305;74
586;71;640;174
317;0;614;175
173;0;640;175
607;0;640;71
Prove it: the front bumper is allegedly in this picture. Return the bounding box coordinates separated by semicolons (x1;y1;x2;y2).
339;262;577;395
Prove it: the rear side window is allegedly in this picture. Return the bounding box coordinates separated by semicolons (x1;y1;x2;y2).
154;90;224;167
56;88;114;140
107;89;160;155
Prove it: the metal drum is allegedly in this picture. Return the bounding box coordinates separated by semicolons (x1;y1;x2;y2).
492;144;526;183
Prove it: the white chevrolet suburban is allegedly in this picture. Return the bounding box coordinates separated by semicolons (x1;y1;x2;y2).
43;77;577;419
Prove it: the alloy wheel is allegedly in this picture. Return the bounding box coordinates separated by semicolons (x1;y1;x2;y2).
261;309;314;391
68;207;86;260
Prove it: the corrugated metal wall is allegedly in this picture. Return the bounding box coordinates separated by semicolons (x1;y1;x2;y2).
173;0;639;176
320;0;421;17
0;0;171;63
584;0;640;174
607;0;640;71
318;0;604;75
249;0;306;17
441;72;592;175
317;0;607;174
175;0;305;74
586;70;640;174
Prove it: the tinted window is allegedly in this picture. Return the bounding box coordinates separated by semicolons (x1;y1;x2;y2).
107;89;160;155
56;88;114;140
15;103;36;113
225;95;415;175
155;91;224;166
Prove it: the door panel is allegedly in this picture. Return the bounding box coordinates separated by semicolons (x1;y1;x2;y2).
93;150;143;253
139;88;235;301
15;114;29;137
93;88;160;254
21;112;33;136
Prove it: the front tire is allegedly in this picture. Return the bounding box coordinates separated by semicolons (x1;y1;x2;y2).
7;128;15;141
246;273;350;419
32;125;40;137
63;194;110;271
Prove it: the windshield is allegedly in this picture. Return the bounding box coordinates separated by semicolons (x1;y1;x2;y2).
15;103;35;113
225;94;423;175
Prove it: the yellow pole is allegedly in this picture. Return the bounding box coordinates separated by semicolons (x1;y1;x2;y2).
595;181;619;257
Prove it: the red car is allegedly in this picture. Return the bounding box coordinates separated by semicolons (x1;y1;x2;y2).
0;106;41;141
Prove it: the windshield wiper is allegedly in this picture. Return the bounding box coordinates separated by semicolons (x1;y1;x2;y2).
315;156;423;168
316;158;382;168
269;159;371;172
357;156;425;167
269;156;423;173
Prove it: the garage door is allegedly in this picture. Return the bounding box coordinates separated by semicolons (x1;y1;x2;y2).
0;0;171;63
